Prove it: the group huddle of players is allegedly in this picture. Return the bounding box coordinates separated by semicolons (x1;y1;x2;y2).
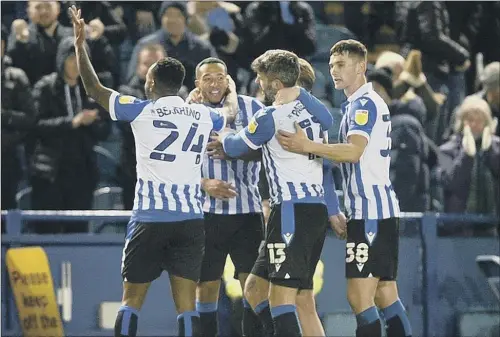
69;5;412;337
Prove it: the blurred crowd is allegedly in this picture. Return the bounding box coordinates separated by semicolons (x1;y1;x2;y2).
1;1;499;235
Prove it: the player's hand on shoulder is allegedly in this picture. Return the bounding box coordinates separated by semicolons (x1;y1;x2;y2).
202;179;238;200
207;134;229;159
224;75;238;112
329;212;347;240
274;86;300;105
277;121;308;154
186;88;203;104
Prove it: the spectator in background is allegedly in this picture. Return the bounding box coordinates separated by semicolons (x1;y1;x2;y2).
117;43;165;210
439;96;499;220
58;1;125;86
7;1;71;85
58;1;127;46
243;1;316;62
445;2;483;95
126;1;217;90
368;67;433;212
400;1;470;135
376;50;445;142
186;1;248;89
1;25;36;212
29;37;111;234
477;62;500;137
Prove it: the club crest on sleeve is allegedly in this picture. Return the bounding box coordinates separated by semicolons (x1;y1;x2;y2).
248;118;259;134
354;109;369;126
119;95;135;104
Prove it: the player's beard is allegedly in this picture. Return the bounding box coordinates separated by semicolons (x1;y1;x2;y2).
263;86;278;104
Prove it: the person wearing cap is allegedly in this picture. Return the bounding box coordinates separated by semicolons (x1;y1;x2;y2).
126;1;217;90
1;24;36;217
476;62;500;136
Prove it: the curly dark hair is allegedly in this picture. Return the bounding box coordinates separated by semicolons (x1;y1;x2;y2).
251;49;300;87
152;57;186;94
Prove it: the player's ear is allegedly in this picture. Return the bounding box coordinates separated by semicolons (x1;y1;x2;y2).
194;79;200;88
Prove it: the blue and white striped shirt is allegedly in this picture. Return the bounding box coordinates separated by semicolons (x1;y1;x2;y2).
222;89;333;207
202;95;264;214
108;91;226;223
338;83;400;219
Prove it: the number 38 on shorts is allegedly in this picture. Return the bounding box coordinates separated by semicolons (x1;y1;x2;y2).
345;242;369;264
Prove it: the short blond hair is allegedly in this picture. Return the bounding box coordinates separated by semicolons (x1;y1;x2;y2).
297;58;316;92
454;95;493;133
375;51;405;71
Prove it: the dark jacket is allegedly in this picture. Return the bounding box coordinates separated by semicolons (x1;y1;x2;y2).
243;1;316;60
58;1;127;45
126;29;217;90
31;37;111;182
439;135;500;213
445;2;483;67
1;55;37;180
389;101;434;212
400;1;469;77
6;22;72;85
1;56;36;152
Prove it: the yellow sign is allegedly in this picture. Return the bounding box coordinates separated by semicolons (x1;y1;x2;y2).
354;109;369;126
248;118;258;134
6;247;64;337
119;95;135;104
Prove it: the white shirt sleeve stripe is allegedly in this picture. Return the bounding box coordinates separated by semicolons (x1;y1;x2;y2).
108;91;119;121
347;129;370;141
239;132;260;150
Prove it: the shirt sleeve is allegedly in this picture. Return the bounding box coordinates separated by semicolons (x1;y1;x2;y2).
240;107;276;149
347;97;377;140
297;88;334;131
108;91;150;122
208;107;227;133
222;107;275;157
323;159;340;216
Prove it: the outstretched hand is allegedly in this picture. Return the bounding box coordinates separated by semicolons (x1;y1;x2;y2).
69;5;86;47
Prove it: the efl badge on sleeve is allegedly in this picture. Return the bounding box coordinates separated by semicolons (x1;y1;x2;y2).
248;118;259;134
119;95;135;104
354;109;369;126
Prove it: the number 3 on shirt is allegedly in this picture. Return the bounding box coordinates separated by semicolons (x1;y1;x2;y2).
150;120;204;163
380;114;391;157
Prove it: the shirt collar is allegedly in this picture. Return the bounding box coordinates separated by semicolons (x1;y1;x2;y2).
347;82;372;103
155;96;185;105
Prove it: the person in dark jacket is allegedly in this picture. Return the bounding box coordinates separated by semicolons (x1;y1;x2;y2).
29;36;111;234
400;1;470;118
58;1;127;45
439;96;499;219
7;1;72;86
477;62;500;137
126;1;217;90
368;67;434;213
243;1;316;61
1;25;36;213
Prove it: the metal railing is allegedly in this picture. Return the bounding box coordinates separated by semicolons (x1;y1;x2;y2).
1;210;498;337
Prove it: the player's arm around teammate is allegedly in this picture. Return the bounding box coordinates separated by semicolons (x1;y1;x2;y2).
70;6;230;337
275;40;412;337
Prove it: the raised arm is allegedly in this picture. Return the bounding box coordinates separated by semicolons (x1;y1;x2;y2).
70;6;113;112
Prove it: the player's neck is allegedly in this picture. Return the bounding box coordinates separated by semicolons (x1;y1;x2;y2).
344;76;367;99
